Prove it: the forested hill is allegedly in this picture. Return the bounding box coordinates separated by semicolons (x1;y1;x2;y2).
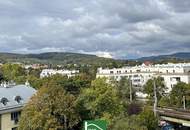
0;52;128;67
137;52;190;63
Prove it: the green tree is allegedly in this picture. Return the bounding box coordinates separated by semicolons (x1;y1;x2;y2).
117;77;135;102
144;77;166;103
41;74;91;95
77;77;123;124
28;68;41;78
27;75;44;89
169;82;190;108
158;96;171;107
1;63;26;84
29;73;91;93
18;83;80;130
139;108;158;130
112;115;147;130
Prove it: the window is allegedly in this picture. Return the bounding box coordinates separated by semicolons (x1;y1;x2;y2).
11;111;21;124
176;77;181;82
12;127;17;130
134;79;140;82
14;96;22;103
1;97;9;105
110;71;114;74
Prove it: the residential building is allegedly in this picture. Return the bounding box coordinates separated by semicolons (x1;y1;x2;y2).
0;82;36;130
24;64;48;69
96;63;190;92
40;69;79;78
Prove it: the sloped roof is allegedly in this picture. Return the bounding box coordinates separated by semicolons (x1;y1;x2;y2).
0;85;36;112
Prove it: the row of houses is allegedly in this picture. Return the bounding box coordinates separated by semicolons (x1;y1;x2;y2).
96;63;190;92
39;63;190;93
40;69;79;78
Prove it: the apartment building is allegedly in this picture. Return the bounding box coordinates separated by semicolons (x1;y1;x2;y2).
0;82;36;130
96;63;190;92
40;69;79;78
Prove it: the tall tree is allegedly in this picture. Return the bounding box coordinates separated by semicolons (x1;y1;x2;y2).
169;82;190;108
139;108;158;130
18;83;80;130
77;77;123;124
144;77;166;102
1;63;26;84
117;77;135;102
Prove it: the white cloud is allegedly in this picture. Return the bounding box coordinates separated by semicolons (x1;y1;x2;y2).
96;52;113;58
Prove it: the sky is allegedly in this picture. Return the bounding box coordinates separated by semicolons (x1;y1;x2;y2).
0;0;190;59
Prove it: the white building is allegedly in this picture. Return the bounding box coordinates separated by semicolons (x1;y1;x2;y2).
40;69;79;78
96;63;190;92
0;82;36;130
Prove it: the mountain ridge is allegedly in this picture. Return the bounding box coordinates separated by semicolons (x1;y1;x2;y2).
137;52;190;61
0;52;126;67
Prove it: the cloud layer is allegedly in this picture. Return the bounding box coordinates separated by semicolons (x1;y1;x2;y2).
0;0;189;59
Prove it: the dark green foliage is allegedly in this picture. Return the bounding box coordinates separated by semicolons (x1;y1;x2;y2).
40;74;91;95
169;82;190;108
0;70;4;82
158;82;190;108
127;102;142;116
117;77;135;102
144;77;166;103
139;108;158;130
112;115;147;130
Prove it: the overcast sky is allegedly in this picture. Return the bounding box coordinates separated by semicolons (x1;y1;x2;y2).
0;0;190;59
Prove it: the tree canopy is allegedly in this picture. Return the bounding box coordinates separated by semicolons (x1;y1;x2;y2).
144;77;166;102
77;77;123;124
18;83;80;130
1;63;26;84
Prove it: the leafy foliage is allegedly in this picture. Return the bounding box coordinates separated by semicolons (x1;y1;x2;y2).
77;77;123;124
112;115;148;130
18;83;80;130
127;102;142;116
139;108;158;130
1;63;26;84
144;77;166;103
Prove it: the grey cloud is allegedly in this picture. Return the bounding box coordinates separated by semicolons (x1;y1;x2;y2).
163;0;190;12
0;0;189;59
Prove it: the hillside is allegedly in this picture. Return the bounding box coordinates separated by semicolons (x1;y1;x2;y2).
0;52;126;67
137;52;190;62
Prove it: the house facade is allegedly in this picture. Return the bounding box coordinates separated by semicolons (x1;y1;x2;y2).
0;83;36;130
96;63;190;92
40;69;79;78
